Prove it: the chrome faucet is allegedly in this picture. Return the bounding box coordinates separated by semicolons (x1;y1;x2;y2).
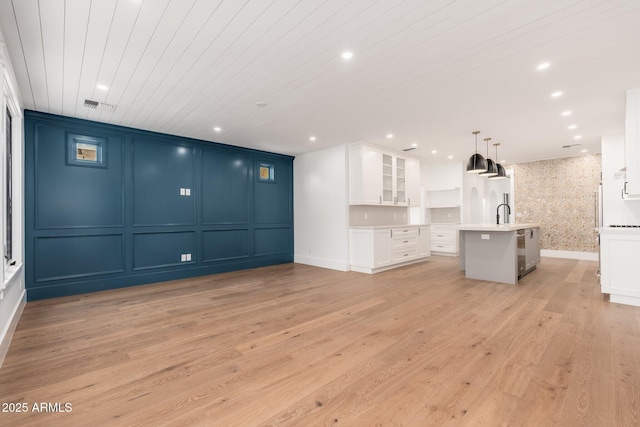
496;203;511;225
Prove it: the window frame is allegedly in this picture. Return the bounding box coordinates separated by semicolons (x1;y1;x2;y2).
5;106;12;264
2;61;23;285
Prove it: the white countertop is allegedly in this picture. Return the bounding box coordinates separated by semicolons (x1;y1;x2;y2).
349;224;428;229
600;226;640;234
458;223;540;232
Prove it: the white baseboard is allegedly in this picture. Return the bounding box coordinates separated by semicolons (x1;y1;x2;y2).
610;294;640;307
350;257;429;274
294;255;350;271
0;288;26;368
541;249;598;261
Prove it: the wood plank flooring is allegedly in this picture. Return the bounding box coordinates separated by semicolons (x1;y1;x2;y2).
1;256;639;426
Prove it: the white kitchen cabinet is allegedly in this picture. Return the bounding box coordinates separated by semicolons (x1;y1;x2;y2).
405;157;420;207
373;229;392;266
623;87;640;199
391;227;418;261
349;144;384;204
417;226;430;257
349;226;429;273
349;143;420;206
430;224;459;255
349;228;391;268
600;229;640;306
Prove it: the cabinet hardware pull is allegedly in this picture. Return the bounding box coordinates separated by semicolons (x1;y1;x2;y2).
379;195;382;204
404;240;409;243
390;230;393;238
418;228;421;235
404;253;409;256
408;198;411;205
624;181;628;195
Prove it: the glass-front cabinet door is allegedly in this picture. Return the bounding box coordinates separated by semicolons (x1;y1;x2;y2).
395;157;406;204
382;154;393;204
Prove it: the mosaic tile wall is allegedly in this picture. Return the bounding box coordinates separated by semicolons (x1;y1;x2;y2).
514;154;601;253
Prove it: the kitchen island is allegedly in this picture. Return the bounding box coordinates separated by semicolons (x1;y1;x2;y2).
458;223;540;284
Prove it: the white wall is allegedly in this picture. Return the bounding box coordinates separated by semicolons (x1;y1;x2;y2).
601;133;640;225
462;169;513;224
0;24;26;367
294;144;350;271
423;162;463;190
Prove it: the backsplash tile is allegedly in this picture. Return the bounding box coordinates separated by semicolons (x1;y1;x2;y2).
514;154;601;253
349;205;409;226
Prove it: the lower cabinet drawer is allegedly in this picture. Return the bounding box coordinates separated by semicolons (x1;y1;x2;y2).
430;241;455;253
431;231;454;242
392;248;418;262
391;236;418;248
392;228;419;238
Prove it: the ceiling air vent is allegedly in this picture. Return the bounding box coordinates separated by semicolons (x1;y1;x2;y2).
561;143;581;148
403;147;416;152
83;99;114;110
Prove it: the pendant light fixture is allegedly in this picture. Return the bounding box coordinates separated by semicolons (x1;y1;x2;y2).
479;137;498;177
489;143;508;180
466;131;487;173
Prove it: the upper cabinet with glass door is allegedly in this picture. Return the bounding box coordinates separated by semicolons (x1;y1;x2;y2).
349;143;420;206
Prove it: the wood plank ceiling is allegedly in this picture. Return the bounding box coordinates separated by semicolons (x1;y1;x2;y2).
1;0;640;164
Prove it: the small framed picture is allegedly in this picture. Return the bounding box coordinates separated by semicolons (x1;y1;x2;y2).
258;162;275;182
66;134;107;168
76;142;98;161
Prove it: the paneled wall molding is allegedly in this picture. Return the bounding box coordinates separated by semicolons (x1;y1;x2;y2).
34;123;125;229
25;111;294;300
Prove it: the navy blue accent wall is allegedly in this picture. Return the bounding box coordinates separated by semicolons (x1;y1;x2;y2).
25;111;294;300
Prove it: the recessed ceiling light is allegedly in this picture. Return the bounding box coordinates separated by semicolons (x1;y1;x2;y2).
387;133;394;139
561;111;572;117
448;155;453;159
574;135;582;139
568;124;577;130
341;51;353;60
96;84;108;91
581;149;588;153
309;136;316;141
537;62;550;70
213;127;221;132
551;91;563;98
431;150;437;154
411;143;417;147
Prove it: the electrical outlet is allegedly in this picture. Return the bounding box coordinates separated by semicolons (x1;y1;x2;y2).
186;253;191;261
180;188;186;196
180;254;187;262
185;188;191;196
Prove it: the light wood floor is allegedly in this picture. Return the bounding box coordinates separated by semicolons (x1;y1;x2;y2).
1;256;639;426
